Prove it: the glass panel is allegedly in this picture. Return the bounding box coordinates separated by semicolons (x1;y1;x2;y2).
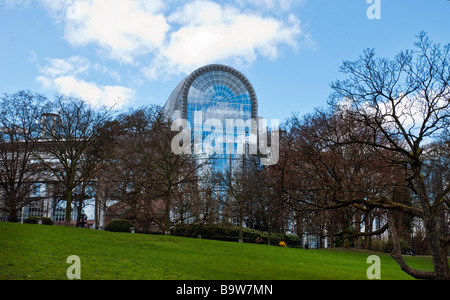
186;70;254;175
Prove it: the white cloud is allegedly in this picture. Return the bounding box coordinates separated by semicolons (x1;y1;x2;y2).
146;0;302;78
0;0;31;8
63;0;169;63
236;0;300;12
38;56;90;77
28;0;305;79
38;75;134;108
38;0;73;13
36;56;134;108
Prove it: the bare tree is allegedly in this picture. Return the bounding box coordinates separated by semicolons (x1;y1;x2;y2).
101;107;155;230
33;95;118;226
216;154;267;243
217;163;250;243
246;155;286;245
104;106;205;234
330;32;450;280
146;111;204;235
0;91;51;222
278;110;396;249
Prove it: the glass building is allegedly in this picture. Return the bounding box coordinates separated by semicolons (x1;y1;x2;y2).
164;64;259;173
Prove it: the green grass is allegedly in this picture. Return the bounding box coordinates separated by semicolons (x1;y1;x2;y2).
0;222;435;280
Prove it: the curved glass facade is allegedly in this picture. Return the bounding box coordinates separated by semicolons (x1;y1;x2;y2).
164;64;260;220
164;64;258;168
188;70;253;160
187;70;252;121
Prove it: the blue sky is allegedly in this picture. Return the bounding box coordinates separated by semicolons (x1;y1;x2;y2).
1;0;449;122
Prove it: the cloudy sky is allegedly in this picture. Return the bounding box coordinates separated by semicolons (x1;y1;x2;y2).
1;0;449;121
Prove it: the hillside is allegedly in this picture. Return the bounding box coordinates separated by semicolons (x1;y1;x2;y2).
0;222;434;280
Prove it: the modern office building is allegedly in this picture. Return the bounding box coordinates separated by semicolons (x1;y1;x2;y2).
164;64;259;174
164;64;262;224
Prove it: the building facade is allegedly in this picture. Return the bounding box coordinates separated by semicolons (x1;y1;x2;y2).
164;64;262;225
164;64;259;174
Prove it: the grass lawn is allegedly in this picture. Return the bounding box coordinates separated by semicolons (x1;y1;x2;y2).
0;222;435;280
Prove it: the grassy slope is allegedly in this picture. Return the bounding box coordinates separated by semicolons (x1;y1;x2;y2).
0;222;434;280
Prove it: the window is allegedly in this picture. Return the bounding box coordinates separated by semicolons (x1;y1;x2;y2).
187;70;253;161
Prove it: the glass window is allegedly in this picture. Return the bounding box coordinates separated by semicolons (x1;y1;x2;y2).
187;70;254;168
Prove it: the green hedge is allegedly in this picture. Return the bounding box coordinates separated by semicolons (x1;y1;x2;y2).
172;223;300;246
24;217;53;225
105;219;136;233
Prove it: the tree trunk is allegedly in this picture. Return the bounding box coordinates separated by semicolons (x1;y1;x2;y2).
389;215;436;280
238;216;244;243
343;227;350;248
266;218;272;245
94;193;99;229
363;215;373;250
412;166;450;280
6;193;19;222
423;212;450;280
8;205;19;223
343;235;350;248
65;188;73;226
355;211;362;249
76;202;83;227
164;192;171;235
